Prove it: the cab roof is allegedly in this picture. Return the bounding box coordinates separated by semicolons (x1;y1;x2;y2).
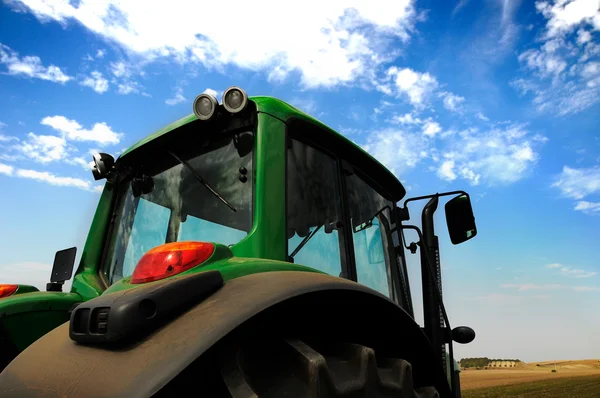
119;96;406;202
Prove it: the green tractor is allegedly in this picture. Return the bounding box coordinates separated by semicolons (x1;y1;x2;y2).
0;87;477;397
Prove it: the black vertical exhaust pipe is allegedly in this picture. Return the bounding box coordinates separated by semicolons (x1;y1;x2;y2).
420;196;447;375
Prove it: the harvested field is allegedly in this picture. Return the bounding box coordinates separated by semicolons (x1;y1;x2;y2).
462;375;600;397
460;359;600;391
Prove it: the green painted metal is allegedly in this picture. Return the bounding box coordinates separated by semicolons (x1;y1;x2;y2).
0;292;81;351
12;285;38;295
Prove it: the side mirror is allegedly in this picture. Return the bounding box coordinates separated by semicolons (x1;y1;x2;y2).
91;152;115;181
445;194;477;245
47;247;77;292
452;326;476;344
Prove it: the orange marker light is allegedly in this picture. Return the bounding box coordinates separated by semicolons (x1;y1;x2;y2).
0;284;18;298
131;242;215;284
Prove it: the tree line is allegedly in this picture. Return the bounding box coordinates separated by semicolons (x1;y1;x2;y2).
459;358;522;368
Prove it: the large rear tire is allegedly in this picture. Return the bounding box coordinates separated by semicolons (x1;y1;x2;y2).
157;337;439;397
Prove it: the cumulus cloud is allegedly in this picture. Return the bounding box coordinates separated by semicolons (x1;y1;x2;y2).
41;116;122;145
203;88;218;98
8;0;420;88
440;92;465;112
422;120;441;137
0;162;14;175
165;87;186;106
0;43;70;83
80;71;109;94
361;128;427;176
436;124;543;186
15;133;68;163
380;67;438;106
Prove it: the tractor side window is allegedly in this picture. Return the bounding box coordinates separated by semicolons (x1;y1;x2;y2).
346;173;395;298
286;139;343;277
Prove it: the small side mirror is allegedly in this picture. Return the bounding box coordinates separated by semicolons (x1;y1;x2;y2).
91;153;115;181
452;326;476;344
47;247;77;292
445;194;477;245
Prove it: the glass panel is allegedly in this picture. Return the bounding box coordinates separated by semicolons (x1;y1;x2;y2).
287;139;343;276
178;215;247;246
346;173;395;298
122;198;170;278
102;132;254;285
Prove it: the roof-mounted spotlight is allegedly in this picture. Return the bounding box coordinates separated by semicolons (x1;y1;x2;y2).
90;152;115;181
222;86;248;114
193;93;219;121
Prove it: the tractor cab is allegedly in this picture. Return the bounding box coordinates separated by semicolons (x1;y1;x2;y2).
0;86;477;397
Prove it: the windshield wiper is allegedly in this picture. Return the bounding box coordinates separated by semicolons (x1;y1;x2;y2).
168;150;237;212
289;225;322;262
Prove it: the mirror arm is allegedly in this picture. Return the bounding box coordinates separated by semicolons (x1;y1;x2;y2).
402;190;469;210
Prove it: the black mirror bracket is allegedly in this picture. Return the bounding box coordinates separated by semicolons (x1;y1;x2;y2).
46;247;77;293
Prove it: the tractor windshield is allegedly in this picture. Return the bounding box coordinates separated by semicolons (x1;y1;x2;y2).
101;131;254;285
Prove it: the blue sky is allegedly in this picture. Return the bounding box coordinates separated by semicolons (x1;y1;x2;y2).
0;0;599;362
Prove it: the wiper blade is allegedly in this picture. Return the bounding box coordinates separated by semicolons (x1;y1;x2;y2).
168;150;237;212
289;225;322;261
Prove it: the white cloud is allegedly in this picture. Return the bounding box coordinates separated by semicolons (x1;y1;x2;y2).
166;87;186;106
0;134;18;142
577;29;592;45
66;156;93;170
9;0;419;89
573;286;600;292
41;116;122;145
437;159;456;181
519;48;567;77
96;49;106;58
391;113;422;125
289;98;317;114
536;0;600;39
440;92;465;112
0;43;70;83
437;124;543;186
476;112;490;121
116;80;146;95
559;266;597;278
381;67;438;106
501;283;563;291
15;133;67;163
0;163;14;175
422;120;441;137
362;128;426;176
513;1;600;115
574;200;600;214
552;165;600;199
203;88;218;98
80;71;109;94
110;61;130;78
545;262;597;278
15;169;90;190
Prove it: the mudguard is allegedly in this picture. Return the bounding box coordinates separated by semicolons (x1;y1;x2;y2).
0;271;450;398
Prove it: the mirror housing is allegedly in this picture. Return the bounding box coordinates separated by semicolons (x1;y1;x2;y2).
91;152;115;181
47;247;77;292
452;326;476;344
445;194;477;244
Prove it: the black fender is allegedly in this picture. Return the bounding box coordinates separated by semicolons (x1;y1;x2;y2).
0;271;451;397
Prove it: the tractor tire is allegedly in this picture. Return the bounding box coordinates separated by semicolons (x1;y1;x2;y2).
157;337;440;397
